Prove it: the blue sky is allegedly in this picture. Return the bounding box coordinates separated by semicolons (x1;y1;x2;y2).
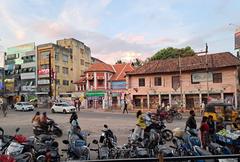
0;0;240;65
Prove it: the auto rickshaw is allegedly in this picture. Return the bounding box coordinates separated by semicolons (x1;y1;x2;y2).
203;102;239;122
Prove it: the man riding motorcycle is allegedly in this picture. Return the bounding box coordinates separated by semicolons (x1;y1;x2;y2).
40;112;53;132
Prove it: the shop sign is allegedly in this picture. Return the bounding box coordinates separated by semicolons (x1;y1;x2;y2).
38;69;49;75
192;72;213;82
38;79;50;85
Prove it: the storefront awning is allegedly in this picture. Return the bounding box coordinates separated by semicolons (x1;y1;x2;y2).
86;91;105;97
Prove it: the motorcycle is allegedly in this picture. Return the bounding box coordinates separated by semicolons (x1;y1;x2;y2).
1;128;33;162
168;109;183;120
91;125;118;159
33;120;62;137
62;130;90;160
155;110;173;123
33;134;60;162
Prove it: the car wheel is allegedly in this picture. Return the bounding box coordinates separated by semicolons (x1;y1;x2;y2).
51;109;55;113
63;109;67;114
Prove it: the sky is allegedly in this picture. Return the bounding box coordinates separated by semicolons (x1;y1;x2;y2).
0;0;240;66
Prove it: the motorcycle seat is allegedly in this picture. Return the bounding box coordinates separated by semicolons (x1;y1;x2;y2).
195;146;212;155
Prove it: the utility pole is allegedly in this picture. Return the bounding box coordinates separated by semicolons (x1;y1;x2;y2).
54;72;57;100
178;54;183;110
49;52;52;99
205;43;209;100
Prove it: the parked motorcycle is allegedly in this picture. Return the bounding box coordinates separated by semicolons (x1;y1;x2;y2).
1;128;33;162
91;125;118;159
62;130;90;160
33;120;62;137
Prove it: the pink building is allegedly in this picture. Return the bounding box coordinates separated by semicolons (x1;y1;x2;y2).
74;63;134;109
126;52;240;110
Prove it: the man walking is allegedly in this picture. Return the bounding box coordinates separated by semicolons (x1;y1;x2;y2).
185;110;197;131
0;97;7;117
123;97;128;114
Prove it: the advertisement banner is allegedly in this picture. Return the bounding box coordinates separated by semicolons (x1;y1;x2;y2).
38;69;49;75
192;72;213;82
5;79;14;92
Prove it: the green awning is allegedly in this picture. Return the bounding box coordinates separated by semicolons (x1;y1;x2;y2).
86;91;105;97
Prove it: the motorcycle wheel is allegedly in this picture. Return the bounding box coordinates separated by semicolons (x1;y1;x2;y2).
176;113;183;120
166;116;173;123
54;129;63;137
161;129;173;141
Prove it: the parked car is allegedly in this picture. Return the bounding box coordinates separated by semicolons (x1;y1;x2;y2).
14;102;34;111
51;102;76;114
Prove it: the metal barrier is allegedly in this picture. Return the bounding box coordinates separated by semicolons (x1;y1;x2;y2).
75;154;240;162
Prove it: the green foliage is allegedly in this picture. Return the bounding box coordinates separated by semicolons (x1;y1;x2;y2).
150;46;195;61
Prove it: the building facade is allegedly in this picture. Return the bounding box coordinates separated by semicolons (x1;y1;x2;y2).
57;38;91;83
126;52;240;110
75;63;135;109
4;43;36;103
37;43;74;106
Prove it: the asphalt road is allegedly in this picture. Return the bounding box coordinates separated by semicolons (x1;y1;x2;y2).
0;108;202;160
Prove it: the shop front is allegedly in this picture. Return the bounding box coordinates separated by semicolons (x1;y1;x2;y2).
86;90;105;109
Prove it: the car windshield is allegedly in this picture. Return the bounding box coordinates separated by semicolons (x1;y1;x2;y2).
22;102;30;105
62;103;70;107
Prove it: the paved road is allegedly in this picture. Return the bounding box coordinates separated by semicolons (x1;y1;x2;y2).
0;109;201;159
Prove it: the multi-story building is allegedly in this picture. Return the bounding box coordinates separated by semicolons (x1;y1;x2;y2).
74;63;135;109
4;43;36;103
126;52;240;110
57;38;91;83
37;43;73;106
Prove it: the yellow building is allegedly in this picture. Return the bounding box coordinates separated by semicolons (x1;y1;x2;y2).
37;43;74;105
57;38;92;83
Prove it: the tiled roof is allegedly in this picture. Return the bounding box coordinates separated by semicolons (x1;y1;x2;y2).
111;63;135;81
85;63;114;72
74;75;86;84
127;52;240;75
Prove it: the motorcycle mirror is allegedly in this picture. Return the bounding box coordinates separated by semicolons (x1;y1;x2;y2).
92;139;98;144
62;140;69;145
104;124;108;129
16;128;20;133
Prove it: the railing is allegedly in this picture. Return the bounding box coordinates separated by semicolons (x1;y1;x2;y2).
76;154;240;162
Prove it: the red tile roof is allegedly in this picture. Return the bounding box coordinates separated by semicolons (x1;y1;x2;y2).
127;52;240;75
111;63;135;81
85;63;114;72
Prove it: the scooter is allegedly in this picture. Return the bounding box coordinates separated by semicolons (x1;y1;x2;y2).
33;120;62;137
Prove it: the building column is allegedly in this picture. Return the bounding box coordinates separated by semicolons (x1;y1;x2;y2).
147;93;150;110
182;93;186;108
158;93;161;106
169;93;172;107
221;92;224;102
141;97;144;109
117;96;121;107
86;74;89;90
94;72;97;89
199;93;202;107
104;72;107;90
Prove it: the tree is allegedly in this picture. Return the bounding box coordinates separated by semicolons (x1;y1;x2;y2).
132;58;143;67
150;46;195;61
116;60;123;64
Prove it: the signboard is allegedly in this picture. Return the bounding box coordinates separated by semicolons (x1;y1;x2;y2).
21;86;36;91
235;30;240;49
38;69;49;75
192;72;213;83
111;81;126;90
38;79;50;85
5;79;14;92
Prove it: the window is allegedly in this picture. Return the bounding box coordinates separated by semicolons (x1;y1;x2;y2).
213;73;222;83
55;52;59;61
172;75;180;90
139;78;145;87
154;77;162;86
81;59;84;65
6;54;17;60
40;64;49;69
55;66;60;73
98;80;104;86
62;54;68;63
56;79;60;85
62;67;68;75
81;70;84;75
63;80;69;85
41;51;50;59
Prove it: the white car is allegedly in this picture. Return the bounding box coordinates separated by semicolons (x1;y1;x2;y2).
14;102;35;111
51;102;76;113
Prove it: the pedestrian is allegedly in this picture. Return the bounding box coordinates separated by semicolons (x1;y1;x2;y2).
185;110;197;131
132;110;146;141
1;98;7;117
123;97;128;114
207;115;216;142
32;111;41;127
201;102;205;115
200;116;209;149
77;99;81;111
